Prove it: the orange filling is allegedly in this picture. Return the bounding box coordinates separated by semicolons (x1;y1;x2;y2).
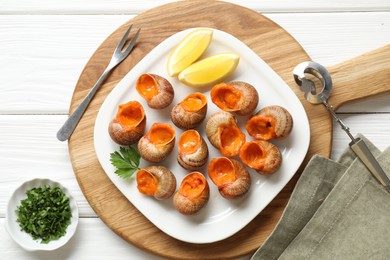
136;169;158;196
208;158;237;186
116;101;145;127
211;83;242;111
180;92;207;112
179;172;207;200
178;130;200;154
219;124;246;156
246;116;275;140
240;142;266;169
136;74;160;101
148;123;175;146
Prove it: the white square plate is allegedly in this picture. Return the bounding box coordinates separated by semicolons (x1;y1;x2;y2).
94;28;310;244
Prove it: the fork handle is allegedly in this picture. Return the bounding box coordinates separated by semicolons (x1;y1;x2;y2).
57;68;111;141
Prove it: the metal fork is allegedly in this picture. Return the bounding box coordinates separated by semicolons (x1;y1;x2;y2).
57;25;141;141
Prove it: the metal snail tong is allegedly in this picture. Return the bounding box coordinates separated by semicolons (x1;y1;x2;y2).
293;61;390;193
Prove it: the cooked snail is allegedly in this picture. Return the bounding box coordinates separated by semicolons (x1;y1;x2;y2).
208;157;251;199
177;129;208;170
246;105;293;140
239;140;282;174
173;172;210;215
205;111;246;157
108;100;146;145
136;73;174;109
136;166;176;200
210;81;259;116
171;92;207;130
138;123;176;163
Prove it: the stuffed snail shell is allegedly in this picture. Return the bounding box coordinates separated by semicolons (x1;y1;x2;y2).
108;100;146;145
177;129;208;170
208;157;251;199
205;111;246;157
246;105;293;140
136;73;174;109
210;81;259;116
138;123;176;163
173;172;210;215
239;140;282;174
171;92;207;130
136;166;176;200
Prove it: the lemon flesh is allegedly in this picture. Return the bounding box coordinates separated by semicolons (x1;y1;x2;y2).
178;52;240;88
167;28;213;77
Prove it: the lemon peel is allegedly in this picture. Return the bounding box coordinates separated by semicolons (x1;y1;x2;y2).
178;52;240;88
167;28;213;77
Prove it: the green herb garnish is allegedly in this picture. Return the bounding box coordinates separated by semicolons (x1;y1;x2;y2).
110;145;141;179
16;185;72;244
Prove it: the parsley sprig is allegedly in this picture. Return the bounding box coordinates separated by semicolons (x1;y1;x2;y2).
110;146;141;179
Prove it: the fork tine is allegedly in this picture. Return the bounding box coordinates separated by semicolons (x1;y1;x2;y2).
120;28;141;57
57;24;140;141
116;24;133;51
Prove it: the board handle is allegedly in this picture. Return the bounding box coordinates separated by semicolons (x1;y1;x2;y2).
327;44;390;110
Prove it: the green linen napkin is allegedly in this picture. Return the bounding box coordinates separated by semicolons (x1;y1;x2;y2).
252;134;390;260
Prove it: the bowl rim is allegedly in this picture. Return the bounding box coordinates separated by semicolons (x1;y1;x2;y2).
5;178;79;251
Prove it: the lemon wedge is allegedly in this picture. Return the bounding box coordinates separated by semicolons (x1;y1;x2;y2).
178;52;240;88
167;28;213;77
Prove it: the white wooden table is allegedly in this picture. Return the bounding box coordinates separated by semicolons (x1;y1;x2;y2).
1;1;390;259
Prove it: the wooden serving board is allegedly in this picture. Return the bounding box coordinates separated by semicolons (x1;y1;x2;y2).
68;1;390;259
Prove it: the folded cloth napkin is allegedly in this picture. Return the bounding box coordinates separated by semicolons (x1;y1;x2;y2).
252;134;390;260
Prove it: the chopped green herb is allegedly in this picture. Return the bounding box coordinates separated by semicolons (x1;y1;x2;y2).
110;145;141;179
16;185;72;244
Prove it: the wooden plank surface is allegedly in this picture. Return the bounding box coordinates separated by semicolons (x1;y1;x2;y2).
67;1;390;259
1;1;390;259
0;115;95;217
1;12;390;114
0;218;164;260
1;0;389;14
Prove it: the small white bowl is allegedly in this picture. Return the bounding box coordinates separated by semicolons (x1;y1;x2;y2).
5;178;79;251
